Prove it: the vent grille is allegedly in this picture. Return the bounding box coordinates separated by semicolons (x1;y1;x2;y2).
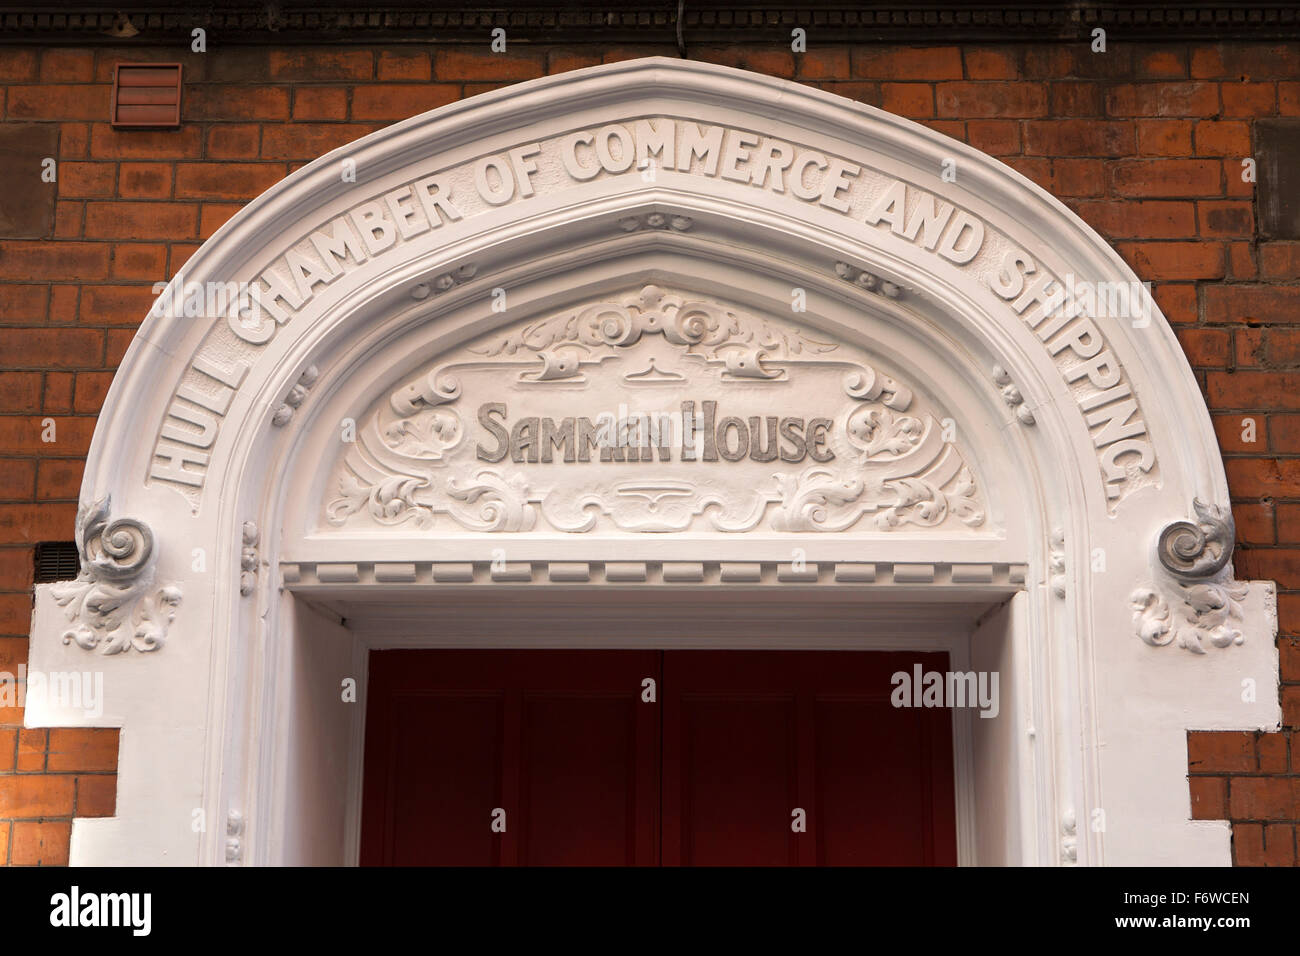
34;542;80;583
111;63;183;129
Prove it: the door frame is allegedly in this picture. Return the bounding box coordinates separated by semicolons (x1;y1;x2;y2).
288;585;1024;867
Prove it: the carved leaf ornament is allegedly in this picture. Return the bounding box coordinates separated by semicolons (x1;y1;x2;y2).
326;286;988;535
51;498;181;654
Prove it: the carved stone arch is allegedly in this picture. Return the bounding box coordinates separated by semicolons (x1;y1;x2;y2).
27;58;1277;866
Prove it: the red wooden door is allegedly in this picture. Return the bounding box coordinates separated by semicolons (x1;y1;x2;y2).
360;649;661;866
661;650;957;866
361;649;957;866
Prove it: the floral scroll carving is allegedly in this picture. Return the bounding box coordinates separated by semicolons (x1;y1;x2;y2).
1131;499;1247;654
51;498;182;655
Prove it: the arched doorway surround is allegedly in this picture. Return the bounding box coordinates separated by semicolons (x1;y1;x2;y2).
26;58;1277;865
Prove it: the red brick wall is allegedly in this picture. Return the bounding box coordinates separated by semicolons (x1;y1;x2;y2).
1;41;1297;865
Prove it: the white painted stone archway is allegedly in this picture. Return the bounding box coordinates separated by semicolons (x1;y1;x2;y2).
25;58;1278;866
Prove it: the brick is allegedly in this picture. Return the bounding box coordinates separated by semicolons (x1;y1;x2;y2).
42;372;72;413
84;202;198;240
48;285;78;324
0;371;41;413
1188;730;1255;772
1118;241;1224;281
1050;82;1101;116
58;162;114;199
852;47;962;80
0;636;30;671
1227;242;1257;279
1258;732;1288;773
0;821;6;865
53;201;83;239
260;123;379;161
1195;120;1251;157
548;51;602;74
922;120;965;141
964;49;1018;80
293;86;349;121
0;727;13;770
1268;329;1300;366
59;125;89;160
378;50;432;81
78;284;158;326
37;459;83;499
1189;776;1226;819
110;243;167;281
1048;158;1104;197
694;46;795;79
175;162;285;200
881;83;933;118
1229;777;1298;820
0;773;75;816
1106;82;1218;117
1176;328;1231;367
1197;200;1254;238
0;49;38;82
6;85;111;121
1211;372;1300;411
118;162;172;199
199;203;244;240
73;371;113;413
1204;285;1300;324
1023;120;1133;156
1136;119;1193;157
207;124;260;160
0;461;35;500
270;49;372;81
0;417;96;457
965;120;1019;156
183;85;290;122
790;47;846;80
88;124;202;160
1234;823;1296;866
40;50;94;83
168;243;200;275
1259;243;1300;279
803;82;873;108
0;284;49;324
47;728;118;773
434;50;542;82
203;49;271;83
1281;636;1300;681
10;821;71;865
936;81;1047;118
351;84;460;121
0;549;32;589
1072;200;1195;239
1222;82;1276;117
1191;44;1300;80
1282;82;1300;116
75;774;116;817
1110;159;1221;197
0;330;102;368
1023;45;1134;80
1285;684;1300;728
1135;48;1187;79
105;329;134;366
1272;415;1300;453
1232;501;1275;544
16;727;44;771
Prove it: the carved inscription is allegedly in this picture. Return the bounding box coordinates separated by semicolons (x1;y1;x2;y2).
152;116;1157;505
323;286;989;535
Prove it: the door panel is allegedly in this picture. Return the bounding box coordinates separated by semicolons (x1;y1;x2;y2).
661;650;957;867
361;650;660;866
362;648;957;866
